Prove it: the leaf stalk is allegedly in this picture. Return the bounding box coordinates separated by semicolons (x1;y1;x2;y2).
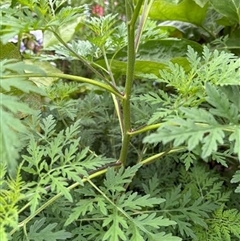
3;73;124;99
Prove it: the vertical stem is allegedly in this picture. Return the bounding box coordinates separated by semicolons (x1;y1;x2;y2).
102;47;124;137
135;0;154;52
119;0;144;166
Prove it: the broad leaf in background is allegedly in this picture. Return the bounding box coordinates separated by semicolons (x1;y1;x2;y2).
97;39;202;77
210;0;240;24
149;0;208;25
97;58;189;78
97;59;167;77
193;0;209;7
24;60;62;87
137;39;202;62
44;17;83;48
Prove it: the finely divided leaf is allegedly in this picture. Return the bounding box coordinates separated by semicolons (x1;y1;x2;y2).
65;199;95;226
28;218;72;241
104;164;142;193
119;192;165;211
49;175;72;202
102;208;128;241
229;129;240;160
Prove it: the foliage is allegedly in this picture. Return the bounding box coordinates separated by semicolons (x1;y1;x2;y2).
144;84;240;159
194;205;240;241
0;0;240;241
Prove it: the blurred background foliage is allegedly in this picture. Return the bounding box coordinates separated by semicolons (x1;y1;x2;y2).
54;0;240;75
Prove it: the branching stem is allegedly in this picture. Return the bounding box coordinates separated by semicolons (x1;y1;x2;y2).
3;73;123;99
119;1;144;167
10;162;121;236
102;47;124;137
50;29;121;93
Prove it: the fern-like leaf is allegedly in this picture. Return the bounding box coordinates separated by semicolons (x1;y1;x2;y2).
144;85;240;159
27;218;72;241
0;166;25;241
208;206;240;241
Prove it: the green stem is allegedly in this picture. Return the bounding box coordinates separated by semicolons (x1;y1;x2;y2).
50;29;120;93
131;0;144;26
199;25;216;40
135;0;154;52
129;122;238;137
119;1;141;167
128;123;161;136
87;178;132;219
87;177;152;236
51;29;104;78
140;147;186;166
102;47;124;137
10;163;121;236
3;73;123;99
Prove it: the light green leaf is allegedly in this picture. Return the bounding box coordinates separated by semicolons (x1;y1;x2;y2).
210;0;240;24
24;60;62;87
102;209;128;241
231;170;240;193
202;129;225;158
104;164;142;194
231;171;240;183
134;213;176;231
96;197;108;215
193;0;209;7
119;192;165;211
44;17;83;48
206;84;239;124
0;94;33;173
149;0;208;25
208;206;240;240
129;225;145;241
143;107;227;158
0;226;8;241
29;185;47;214
50;176;72;202
152;232;182;241
229;129;240;160
65;199;95;226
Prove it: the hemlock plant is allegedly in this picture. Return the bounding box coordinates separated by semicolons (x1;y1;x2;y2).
0;0;240;240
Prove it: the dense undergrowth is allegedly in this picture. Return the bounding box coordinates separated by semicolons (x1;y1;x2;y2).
0;0;240;240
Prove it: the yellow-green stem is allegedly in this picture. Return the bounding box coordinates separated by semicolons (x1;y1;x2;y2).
119;4;135;166
135;0;154;52
140;147;186;166
119;0;144;166
3;73;123;99
128;123;161;136
102;47;124;137
49;29;122;94
9;165;121;236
